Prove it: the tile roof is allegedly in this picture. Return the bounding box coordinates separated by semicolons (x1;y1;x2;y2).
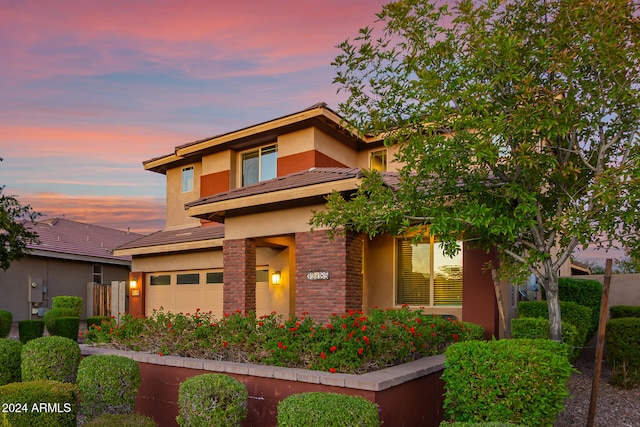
25;218;145;263
187;167;365;208
115;224;225;251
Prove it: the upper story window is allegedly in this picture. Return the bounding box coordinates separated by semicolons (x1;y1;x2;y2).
396;238;463;307
182;166;194;192
370;149;387;172
241;144;277;186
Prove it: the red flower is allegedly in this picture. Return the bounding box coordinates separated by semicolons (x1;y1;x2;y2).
223;341;228;348
342;324;347;330
330;345;337;352
451;333;459;341
320;352;326;359
278;342;287;350
358;347;364;355
159;352;163;356
329;368;337;373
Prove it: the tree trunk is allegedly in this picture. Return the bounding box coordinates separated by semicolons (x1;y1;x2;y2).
491;268;509;338
545;278;563;342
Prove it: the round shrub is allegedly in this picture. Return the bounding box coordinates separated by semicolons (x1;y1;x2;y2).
0;309;12;338
0;380;77;427
18;319;45;343
52;295;83;317
52;316;80;341
77;355;141;421
0;338;22;385
176;373;248;427
511;317;580;362
277;392;381;427
83;413;157;427
44;308;79;335
517;300;591;348
442;339;572;427
21;335;81;383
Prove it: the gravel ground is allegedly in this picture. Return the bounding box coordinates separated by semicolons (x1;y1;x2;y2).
7;323;639;425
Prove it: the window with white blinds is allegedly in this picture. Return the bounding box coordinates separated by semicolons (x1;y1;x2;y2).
396;239;463;307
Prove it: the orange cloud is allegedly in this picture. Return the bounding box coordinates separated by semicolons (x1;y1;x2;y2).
20;192;165;235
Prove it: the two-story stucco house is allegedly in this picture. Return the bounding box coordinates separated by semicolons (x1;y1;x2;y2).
115;103;504;337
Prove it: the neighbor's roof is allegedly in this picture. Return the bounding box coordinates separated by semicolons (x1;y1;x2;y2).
25;218;145;265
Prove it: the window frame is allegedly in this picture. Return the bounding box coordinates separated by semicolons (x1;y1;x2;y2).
182;166;194;193
369;149;387;172
394;237;463;307
92;264;103;284
239;143;278;187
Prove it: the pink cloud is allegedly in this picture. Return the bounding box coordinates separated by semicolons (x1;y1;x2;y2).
20;192;165;235
0;0;388;82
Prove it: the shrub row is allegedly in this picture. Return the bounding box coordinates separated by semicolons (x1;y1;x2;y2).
605;317;640;388
442;339;572;427
175;372;381;427
51;296;83;317
511;317;580;362
544;278;602;338
0;309;12;338
0;339;22;385
440;423;523;427
87;307;483;374
18;320;45;343
609;305;640;319
0;380;77;427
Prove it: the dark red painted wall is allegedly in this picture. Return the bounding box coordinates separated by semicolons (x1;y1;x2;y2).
462;245;499;339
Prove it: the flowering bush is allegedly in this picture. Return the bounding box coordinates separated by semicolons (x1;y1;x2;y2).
87;307;482;374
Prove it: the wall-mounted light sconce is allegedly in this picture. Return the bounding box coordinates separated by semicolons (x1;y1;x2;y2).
129;279;138;290
271;271;281;286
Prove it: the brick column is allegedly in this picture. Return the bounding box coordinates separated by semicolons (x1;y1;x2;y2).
295;230;363;321
223;238;256;314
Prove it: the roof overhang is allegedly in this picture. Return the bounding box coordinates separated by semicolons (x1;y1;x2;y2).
185;177;361;222
114;237;224;257
144;104;374;175
29;249;132;266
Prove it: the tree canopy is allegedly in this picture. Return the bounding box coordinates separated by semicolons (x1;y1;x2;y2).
0;159;39;270
311;0;640;340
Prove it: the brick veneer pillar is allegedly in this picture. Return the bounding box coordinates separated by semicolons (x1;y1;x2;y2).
223;238;256;314
295;230;363;321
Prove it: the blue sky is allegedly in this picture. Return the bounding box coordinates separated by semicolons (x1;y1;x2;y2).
0;0;388;233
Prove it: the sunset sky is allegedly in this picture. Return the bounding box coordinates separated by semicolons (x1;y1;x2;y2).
1;0;388;234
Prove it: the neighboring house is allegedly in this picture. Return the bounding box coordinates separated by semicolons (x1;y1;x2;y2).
0;217;143;321
115;103;504;337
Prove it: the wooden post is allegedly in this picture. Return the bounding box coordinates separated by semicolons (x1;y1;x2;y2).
586;258;612;427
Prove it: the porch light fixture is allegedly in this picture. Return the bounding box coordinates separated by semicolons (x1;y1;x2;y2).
129;279;138;290
271;271;281;286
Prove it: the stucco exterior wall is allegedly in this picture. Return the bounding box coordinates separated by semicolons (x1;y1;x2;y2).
0;256;130;321
570;273;640;308
166;163;202;228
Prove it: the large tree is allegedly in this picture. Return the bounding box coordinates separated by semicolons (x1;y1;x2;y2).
311;0;640;341
0;158;39;270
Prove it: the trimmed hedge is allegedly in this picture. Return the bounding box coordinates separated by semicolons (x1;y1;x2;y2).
0;338;22;385
52;296;83;317
0;310;12;338
21;336;81;383
442;339;572;427
517;300;591;347
177;374;248;427
0;380;77;427
609;305;640;319
52;316;80;341
77;355;140;420
44;308;79;336
605;317;640;388
545;278;602;338
83;413;157;427
277;392;381;427
511;317;580;362
18;320;45;344
441;423;524;427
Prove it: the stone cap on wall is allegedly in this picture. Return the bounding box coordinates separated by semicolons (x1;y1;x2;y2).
80;345;444;392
